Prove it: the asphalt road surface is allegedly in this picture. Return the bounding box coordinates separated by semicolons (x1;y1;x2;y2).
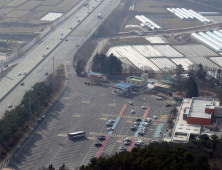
6;71;171;169
0;0;119;118
2;0;172;170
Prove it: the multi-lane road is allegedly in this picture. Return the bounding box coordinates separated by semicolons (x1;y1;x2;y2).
1;0;172;169
0;0;120;117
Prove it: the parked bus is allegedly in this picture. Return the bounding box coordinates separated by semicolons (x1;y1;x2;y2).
68;131;85;139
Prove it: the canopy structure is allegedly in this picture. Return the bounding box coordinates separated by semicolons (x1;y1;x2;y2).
112;82;133;91
88;72;104;78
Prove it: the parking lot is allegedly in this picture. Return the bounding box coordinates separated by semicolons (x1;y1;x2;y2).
7;77;172;169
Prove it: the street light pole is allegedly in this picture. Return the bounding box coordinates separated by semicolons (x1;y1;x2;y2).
29;90;31;125
53;57;54;77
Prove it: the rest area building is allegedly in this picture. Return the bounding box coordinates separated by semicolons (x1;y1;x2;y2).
126;73;148;91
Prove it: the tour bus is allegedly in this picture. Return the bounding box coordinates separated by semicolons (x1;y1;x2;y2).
68;131;85;139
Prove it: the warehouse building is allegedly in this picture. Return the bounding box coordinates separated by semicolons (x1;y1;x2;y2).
171;97;221;143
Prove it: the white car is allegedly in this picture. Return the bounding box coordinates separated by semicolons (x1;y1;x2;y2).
156;97;163;100
18;72;21;76
42;54;45;57
46;46;49;49
59;37;62;40
153;115;157;119
8;104;12;108
128;101;133;105
131;110;135;114
23;71;26;75
108;119;115;123
107;127;114;131
141;106;147;109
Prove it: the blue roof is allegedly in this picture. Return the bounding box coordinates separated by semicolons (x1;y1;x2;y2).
113;82;133;90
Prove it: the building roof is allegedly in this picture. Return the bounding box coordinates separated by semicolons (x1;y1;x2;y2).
127;76;143;81
188;97;214;119
112;82;133;90
172;98;201;143
88;72;104;78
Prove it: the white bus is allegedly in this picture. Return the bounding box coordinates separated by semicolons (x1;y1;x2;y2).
68;131;85;139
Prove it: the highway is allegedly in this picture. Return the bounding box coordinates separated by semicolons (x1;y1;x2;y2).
0;0;119;117
1;0;172;169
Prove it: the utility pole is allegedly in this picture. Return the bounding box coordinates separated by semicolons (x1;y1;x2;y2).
53;57;54;77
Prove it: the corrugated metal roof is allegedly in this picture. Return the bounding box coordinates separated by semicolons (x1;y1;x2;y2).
191;33;222;52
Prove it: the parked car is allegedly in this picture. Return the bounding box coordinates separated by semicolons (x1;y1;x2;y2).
142;122;150;127
141;106;147;109
20;82;24;86
165;103;172;107
45;72;48;75
42;54;45;57
65;39;68;41
8;104;12;108
136;118;142;122
108;119;115;123
124;138;132;142
156;97;163;100
4;65;8;68
133;122;140;126
119;147;127;151
153;115;157;119
131;126;138;130
46;46;49;49
107;127;114;131
23;71;26;75
145;118;151;123
128;101;133;105
106;122;113;126
98;136;106;140
124;141;131;145
18;72;21;76
95;143;102;147
42;115;46;119
131;110;135;114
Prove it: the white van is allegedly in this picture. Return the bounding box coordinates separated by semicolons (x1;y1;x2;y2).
145;118;151;123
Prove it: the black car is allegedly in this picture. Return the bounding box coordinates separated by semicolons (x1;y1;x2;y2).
20;82;24;86
95;143;102;147
4;65;8;68
165;103;172;107
136;118;142;122
98;136;106;140
45;72;48;75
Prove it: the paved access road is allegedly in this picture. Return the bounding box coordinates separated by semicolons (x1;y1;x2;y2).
0;0;119;117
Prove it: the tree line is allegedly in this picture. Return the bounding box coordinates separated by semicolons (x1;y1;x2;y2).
0;82;53;160
40;134;222;170
170;63;222;99
0;71;65;161
92;53;122;76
